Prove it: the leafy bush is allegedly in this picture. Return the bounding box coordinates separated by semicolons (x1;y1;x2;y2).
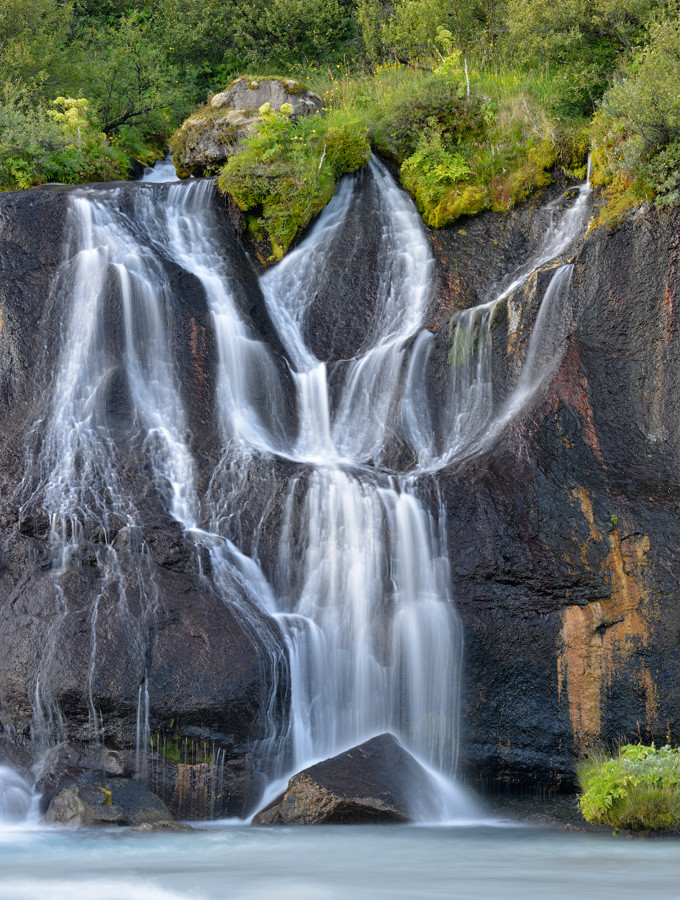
383;64;561;226
0;81;129;190
306;54;586;231
578;744;680;831
355;0;507;65
590;17;680;223
218;106;370;262
505;0;666;116
371;76;482;162
157;0;355;97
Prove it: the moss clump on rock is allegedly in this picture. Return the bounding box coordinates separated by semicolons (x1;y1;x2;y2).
170;74;324;180
218;107;370;264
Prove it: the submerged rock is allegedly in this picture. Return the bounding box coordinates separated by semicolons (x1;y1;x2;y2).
171;75;322;178
130;820;194;832
253;733;434;825
45;777;173;828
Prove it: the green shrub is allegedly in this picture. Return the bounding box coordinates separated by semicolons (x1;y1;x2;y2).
306;53;586;231
371;78;482;163
590;17;680;222
218;106;370;262
0;81;129;190
505;0;665;116
389;67;562;227
578;744;680;831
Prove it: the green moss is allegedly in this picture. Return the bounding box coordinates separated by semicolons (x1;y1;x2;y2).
491;141;556;212
589;170;648;230
555;119;591;177
448;322;478;368
218;107;370;263
152;732;213;766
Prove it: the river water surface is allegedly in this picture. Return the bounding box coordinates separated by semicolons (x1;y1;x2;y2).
1;824;679;899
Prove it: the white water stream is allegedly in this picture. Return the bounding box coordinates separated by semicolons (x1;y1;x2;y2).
2;157;591;826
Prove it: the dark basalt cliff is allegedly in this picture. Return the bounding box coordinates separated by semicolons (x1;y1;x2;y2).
0;184;292;818
0;172;678;815
431;203;680;791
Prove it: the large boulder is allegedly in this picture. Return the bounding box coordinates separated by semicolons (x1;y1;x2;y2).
213;76;322;117
44;777;173;828
36;741;127;813
171;76;322;178
253;733;436;825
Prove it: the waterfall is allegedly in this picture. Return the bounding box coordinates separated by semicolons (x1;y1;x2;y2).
1;154;591;823
257;161;463;804
404;175;591;471
0;768;39;827
16;179;291;793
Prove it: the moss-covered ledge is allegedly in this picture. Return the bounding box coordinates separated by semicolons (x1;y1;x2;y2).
170;74;370;265
217;105;370;264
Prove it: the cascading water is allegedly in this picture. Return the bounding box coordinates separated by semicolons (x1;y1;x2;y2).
1;152;591;825
401;174;592;471
256;161;464;814
14;175;291;804
0;768;39;827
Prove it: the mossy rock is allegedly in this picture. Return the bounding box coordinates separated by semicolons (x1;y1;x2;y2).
170;108;244;178
171;75;323;179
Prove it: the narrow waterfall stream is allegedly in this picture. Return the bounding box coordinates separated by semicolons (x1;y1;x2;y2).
3;158;591;826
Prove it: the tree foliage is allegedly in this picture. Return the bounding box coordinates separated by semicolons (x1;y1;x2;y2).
591;15;680;216
356;0;506;63
63;13;184;139
505;0;669;113
0;79;128;188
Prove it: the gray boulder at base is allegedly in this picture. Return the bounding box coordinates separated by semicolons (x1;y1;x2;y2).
36;741;127;813
253;733;433;824
45;777;173;827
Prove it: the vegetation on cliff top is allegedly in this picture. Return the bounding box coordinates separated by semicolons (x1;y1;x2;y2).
218;103;370;262
1;0;679;237
578;743;680;832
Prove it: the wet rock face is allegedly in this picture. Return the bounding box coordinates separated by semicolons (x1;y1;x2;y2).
427;176;579;321
432;206;680;792
254;734;432;824
303;169;393;362
0;183;293;820
0;187;71;497
2;167;680;819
